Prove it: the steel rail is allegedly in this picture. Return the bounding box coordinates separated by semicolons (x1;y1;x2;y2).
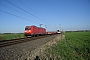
0;34;56;47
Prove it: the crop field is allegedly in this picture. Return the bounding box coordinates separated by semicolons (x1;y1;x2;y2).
46;32;90;60
0;33;24;40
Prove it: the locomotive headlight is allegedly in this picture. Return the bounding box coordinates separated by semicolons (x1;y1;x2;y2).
29;30;31;32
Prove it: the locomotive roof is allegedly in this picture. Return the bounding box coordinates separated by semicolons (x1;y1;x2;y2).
25;25;45;29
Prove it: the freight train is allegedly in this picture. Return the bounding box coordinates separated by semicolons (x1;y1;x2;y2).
24;25;61;37
24;25;46;37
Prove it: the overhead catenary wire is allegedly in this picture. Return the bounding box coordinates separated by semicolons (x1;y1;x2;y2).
0;3;38;20
17;0;51;25
4;0;50;25
0;3;29;17
0;10;39;24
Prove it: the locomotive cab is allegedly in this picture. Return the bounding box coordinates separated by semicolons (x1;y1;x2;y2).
24;26;31;36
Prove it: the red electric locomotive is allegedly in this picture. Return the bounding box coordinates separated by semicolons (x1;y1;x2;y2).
24;25;46;37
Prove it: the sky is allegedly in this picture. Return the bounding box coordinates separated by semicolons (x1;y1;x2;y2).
0;0;90;33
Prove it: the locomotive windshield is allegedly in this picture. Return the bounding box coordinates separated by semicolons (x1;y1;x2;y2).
25;28;31;30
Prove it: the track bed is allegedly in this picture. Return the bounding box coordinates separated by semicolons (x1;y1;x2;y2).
0;34;59;60
0;34;56;47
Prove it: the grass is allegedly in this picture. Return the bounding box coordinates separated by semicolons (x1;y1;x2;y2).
0;33;24;40
46;32;90;60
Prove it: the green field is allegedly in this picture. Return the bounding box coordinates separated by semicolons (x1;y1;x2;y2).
47;32;90;60
0;33;24;40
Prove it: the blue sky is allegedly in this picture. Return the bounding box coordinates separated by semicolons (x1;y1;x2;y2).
0;0;90;33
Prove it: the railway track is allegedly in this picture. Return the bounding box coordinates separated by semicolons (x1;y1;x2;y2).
0;35;56;47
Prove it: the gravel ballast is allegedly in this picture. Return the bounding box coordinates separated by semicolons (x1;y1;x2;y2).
0;34;62;60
